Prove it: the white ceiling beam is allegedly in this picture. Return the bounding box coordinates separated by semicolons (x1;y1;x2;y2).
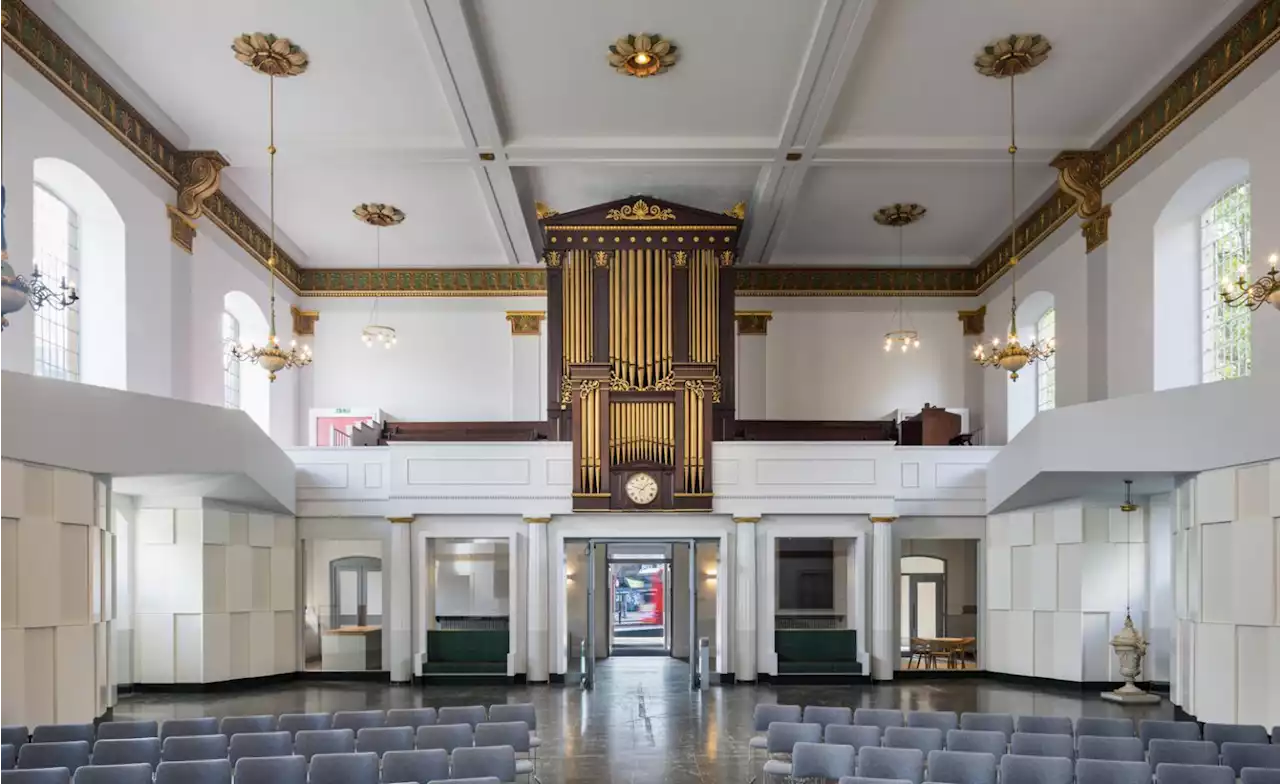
742;0;880;264
409;0;539;265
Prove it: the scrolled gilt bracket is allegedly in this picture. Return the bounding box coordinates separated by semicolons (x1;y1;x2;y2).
1050;150;1105;220
168;151;230;254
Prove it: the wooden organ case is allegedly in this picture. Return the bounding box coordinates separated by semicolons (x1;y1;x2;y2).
541;197;740;512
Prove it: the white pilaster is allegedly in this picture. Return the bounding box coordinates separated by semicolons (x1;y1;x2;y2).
507;312;545;421
870;516;897;681
387;517;413;682
1085;239;1109;402
733;517;759;681
525;517;550;682
735;313;770;419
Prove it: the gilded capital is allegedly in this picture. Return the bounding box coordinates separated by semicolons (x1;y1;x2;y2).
1050;150;1106;220
957;306;986;336
506;311;546;336
733;516;761;524
869;516;898;524
291;306;319;336
735;311;772;336
1083;204;1112;253
524;516;552;524
387;516;414;524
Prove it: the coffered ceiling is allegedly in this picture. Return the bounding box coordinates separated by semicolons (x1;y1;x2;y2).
43;0;1251;272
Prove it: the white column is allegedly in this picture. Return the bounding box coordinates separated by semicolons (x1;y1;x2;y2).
733;517;758;681
870;516;897;681
734;313;770;418
387;517;413;682
507;312;546;421
525;517;550;682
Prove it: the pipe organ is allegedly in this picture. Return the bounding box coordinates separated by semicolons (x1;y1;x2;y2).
542;197;740;512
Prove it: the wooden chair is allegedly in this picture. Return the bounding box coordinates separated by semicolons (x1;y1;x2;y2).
906;638;931;669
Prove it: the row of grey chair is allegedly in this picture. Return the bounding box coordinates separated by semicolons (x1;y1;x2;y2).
827;755;1280;784
0;749;512;784
1;705;535;750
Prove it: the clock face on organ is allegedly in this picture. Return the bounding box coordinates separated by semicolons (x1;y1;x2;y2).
625;472;659;505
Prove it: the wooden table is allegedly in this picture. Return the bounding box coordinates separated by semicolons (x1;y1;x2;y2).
913;637;974;669
321;625;382;670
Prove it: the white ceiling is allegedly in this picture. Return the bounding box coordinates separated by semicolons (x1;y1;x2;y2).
49;0;1250;271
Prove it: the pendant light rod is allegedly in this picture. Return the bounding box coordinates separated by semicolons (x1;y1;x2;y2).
1008;72;1018;338
267;73;277;341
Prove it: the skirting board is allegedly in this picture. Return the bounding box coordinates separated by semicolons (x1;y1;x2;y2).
980;671;1170;693
130;670;393;693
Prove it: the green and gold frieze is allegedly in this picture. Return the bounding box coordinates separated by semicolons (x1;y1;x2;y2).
734;266;976;297
299;267;548;297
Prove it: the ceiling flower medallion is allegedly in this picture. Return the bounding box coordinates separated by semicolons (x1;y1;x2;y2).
974;34;1051;78
873;203;927;227
608;34;677;78
232;33;309;77
353;203;406;227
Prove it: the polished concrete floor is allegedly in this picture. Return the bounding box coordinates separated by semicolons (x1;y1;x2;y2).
115;658;1173;784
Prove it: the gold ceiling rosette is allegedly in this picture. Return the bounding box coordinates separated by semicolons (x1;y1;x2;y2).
353;203;406;228
974;34;1051;78
231;33;309;77
608;34;677;78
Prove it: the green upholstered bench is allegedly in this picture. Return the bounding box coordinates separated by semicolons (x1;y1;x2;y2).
422;630;508;675
775;630;860;674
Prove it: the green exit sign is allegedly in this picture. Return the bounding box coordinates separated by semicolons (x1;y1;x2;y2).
335;408;351;414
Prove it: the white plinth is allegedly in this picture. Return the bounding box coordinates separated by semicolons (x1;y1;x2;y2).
1100;688;1161;705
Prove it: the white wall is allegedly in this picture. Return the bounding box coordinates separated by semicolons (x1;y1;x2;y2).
305;297;542;422
433;540;510;617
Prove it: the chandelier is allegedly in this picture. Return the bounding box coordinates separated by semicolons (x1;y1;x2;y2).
353;203;404;349
227;33;312;382
874;203;926;353
1221;251;1280;311
971;35;1055;381
1;187;81;331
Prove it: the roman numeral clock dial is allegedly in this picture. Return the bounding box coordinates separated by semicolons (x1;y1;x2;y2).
625;472;659;506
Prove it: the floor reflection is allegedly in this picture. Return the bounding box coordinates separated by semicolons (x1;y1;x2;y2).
114;658;1173;784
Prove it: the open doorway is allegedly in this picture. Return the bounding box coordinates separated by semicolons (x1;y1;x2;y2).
898;539;979;670
609;561;668;655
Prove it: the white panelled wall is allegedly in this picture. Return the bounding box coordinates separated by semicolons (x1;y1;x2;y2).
133;507;297;684
1172;460;1280;727
1;461;115;726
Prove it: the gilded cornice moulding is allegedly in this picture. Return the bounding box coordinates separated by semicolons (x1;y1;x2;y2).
734;266;976;297
299;267;547;297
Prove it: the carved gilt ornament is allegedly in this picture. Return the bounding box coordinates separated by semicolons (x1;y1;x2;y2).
232;33;309;77
608;33;677;78
974;34;1051;78
606;199;676;222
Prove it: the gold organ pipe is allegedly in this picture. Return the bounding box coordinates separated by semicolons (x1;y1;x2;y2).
630;251;638;387
646;250;654;388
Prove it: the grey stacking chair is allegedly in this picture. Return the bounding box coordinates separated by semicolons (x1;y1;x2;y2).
1075;717;1135;739
906;711;957;733
30;727;93;746
88;738;160;768
1074;758;1151;784
750;705;804;766
308;751;379;784
488;705;539;749
227;731;292;765
160;734;226;762
926;750;998;784
158;719;217;743
1;729;27;752
1243;769;1280;783
1140;720;1201;749
154;759;231;784
71;763;152;784
437;706;487;730
1010;732;1075;760
218;715;275;738
356;727;414;757
386;709;438;730
95;723;156;741
882;727;943;756
415;724;473;754
474;723;535;779
1148;739;1218;767
2;746;14;770
838;778;912;784
763;723;822;782
960;713;1013;741
805;706;854;729
824;725;882;753
1;770;72;783
1275;727;1280;744
1206;723;1270;748
945;730;1007;759
444;779;502;784
333;711;386;732
452;745;517;783
856;746;924;784
1077;736;1144;762
1016;716;1073;736
17;742;90;773
294;729;355;762
1223;742;1280;775
999;753;1073;784
854;709;903;731
232;755;306;784
379;748;448;784
277;713;332;737
1154;762;1233;784
790;741;856;782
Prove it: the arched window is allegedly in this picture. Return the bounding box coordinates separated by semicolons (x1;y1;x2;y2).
1199;181;1251;382
222;311;241;409
1035;308;1056;412
32;183;80;381
223;291;270;433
